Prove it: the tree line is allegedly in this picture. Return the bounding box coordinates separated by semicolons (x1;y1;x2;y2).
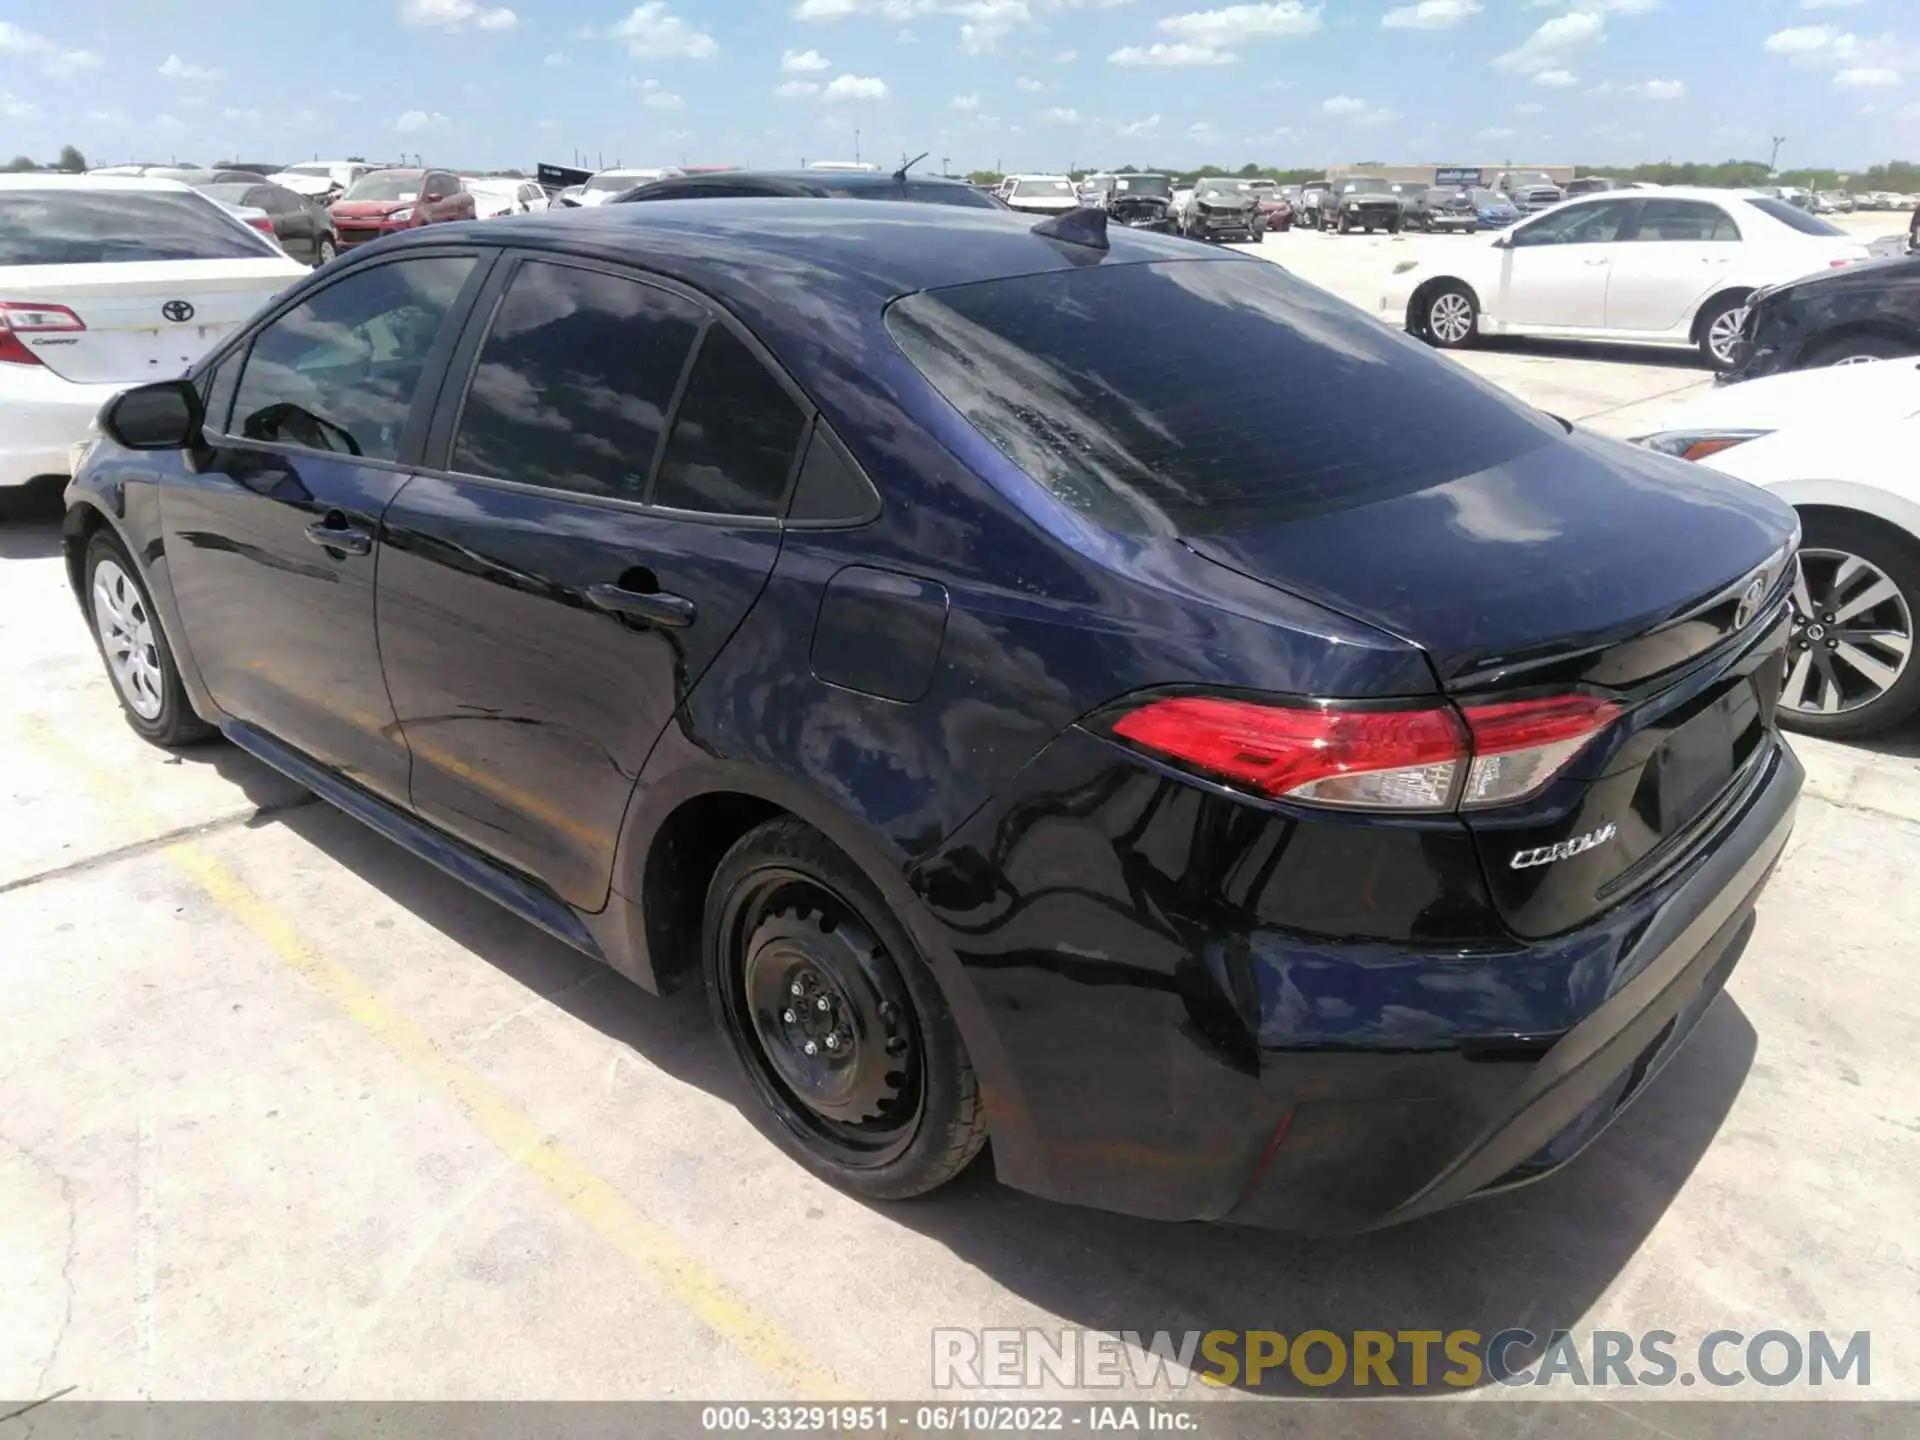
5;145;88;173
966;158;1920;192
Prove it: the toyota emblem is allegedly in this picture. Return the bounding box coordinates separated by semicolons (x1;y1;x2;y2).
161;300;196;323
1734;577;1767;630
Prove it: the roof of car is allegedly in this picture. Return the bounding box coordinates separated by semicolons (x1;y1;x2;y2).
0;173;196;193
637;169;982;193
404;196;1225;309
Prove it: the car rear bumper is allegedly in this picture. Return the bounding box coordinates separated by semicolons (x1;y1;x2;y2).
910;727;1801;1231
0;369;129;490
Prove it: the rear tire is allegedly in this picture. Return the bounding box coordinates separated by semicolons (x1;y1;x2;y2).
84;530;216;747
702;818;987;1201
1810;332;1916;368
1778;512;1920;739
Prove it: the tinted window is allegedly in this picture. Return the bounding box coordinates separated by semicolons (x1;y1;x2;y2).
451;260;702;498
201;346;245;434
1745;197;1848;237
0;190;276;265
900;181;998;208
1510;200;1627;246
1629;199;1739;242
887;260;1556;535
653;327;808;517
231;255;475;461
788;423;879;524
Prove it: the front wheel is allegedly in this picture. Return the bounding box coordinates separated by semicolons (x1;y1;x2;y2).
315;235;337;266
84;530;216;747
1696;293;1751;370
1779;513;1920;739
1423;283;1478;349
703;818;987;1200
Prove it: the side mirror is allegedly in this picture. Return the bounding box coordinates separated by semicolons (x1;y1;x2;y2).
1490;234;1512;249
102;379;202;451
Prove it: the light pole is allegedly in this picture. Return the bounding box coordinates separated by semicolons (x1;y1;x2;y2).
1769;135;1787;174
854;128;861;164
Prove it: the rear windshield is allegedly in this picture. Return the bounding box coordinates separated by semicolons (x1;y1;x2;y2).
822;181;998;209
1014;179;1076;197
1744;197;1847;237
1114;176;1172;197
0;189;276;265
887;259;1557;535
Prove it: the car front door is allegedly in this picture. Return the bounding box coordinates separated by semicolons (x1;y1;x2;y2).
160;250;487;805
1492;199;1633;330
1603;198;1742;334
375;254;811;909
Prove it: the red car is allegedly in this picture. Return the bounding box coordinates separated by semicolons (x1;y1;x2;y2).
329;168;475;249
1252;187;1293;232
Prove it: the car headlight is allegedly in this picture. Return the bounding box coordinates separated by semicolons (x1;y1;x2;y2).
1347;201;1360;210
389;207;414;222
1631;429;1774;462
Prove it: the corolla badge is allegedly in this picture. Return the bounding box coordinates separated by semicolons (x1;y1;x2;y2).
1511;823;1618;870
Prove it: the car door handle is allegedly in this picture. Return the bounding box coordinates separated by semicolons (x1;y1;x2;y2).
586;582;697;628
304;512;372;556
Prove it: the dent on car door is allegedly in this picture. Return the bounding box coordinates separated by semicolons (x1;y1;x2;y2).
376;255;809;910
1604;199;1741;333
160;252;485;804
1496;199;1629;329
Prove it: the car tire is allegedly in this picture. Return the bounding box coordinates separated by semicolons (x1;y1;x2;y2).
315;235;337;267
1778;512;1920;739
703;817;988;1202
1422;283;1479;349
1810;332;1917;368
84;530;217;748
1695;292;1752;371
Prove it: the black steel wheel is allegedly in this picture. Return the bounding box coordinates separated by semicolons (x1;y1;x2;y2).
703;818;987;1199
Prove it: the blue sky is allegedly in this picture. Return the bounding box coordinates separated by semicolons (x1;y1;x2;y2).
2;1;1916;173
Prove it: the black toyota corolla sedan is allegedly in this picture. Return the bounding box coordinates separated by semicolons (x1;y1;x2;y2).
64;200;1802;1230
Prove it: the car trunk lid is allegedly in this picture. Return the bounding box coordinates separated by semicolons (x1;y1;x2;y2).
1183;429;1798;936
0;259;303;384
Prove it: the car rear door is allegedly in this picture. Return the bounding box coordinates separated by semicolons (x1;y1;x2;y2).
160;249;488;805
1604;199;1741;334
1493;199;1632;330
375;253;810;910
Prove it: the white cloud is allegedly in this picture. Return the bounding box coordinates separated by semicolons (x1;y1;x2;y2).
1478;125;1517;139
774;79;822;97
1532;67;1577;86
822;72;889;101
1115;113;1161;137
1800;0;1865;8
86;108;126;124
43;48;101;77
543;52;566;66
327;88;363;103
1763;24;1842;55
1321;94;1398;124
154;113;184;131
642;87;686;108
1836;65;1900;86
794;0;862;15
398;0;519;31
391;109;449;132
1524;0;1654;8
957;0;1032;54
1495;11;1602;76
609;3;719;58
1015;74;1044;90
0;23;106;76
0;91;35;118
1382;0;1481;31
1628;76;1684;98
158;53;227;81
1157;2;1323;50
783;47;832;70
1108;41;1236;65
1188;120;1219;140
951;91;981;110
1055;48;1079;60
224;106;264;126
538;118;561;130
1515;101;1546;114
1037;105;1081;123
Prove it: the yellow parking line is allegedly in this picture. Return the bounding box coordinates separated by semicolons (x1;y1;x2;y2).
22;717;852;1403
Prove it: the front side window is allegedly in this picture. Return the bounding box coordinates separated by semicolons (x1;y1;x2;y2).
1510;200;1627;247
1629;200;1740;243
450;260;703;499
0;189;277;265
652;327;808;517
228;255;476;460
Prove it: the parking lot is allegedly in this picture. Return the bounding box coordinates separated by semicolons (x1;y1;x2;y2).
4;206;1920;1417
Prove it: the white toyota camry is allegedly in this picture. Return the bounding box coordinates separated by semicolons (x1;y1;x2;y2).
0;174;308;500
1380;187;1871;370
1633;358;1920;736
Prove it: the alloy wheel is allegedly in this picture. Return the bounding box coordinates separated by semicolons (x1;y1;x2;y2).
91;558;165;721
1706;305;1749;366
1429;292;1474;345
1783;547;1914;716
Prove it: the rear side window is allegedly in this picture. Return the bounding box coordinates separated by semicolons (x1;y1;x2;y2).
1744;197;1848;237
451;260;704;499
1630;199;1740;242
230;255;475;461
900;182;999;209
0;189;278;265
653;327;808;517
888;259;1557;534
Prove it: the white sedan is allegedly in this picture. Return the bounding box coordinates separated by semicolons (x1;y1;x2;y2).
0;175;308;499
1381;187;1870;369
464;178;551;218
1633;358;1920;735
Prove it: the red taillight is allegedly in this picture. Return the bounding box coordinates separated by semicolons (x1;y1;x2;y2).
0;300;85;366
247;215;276;234
1109;692;1619;813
